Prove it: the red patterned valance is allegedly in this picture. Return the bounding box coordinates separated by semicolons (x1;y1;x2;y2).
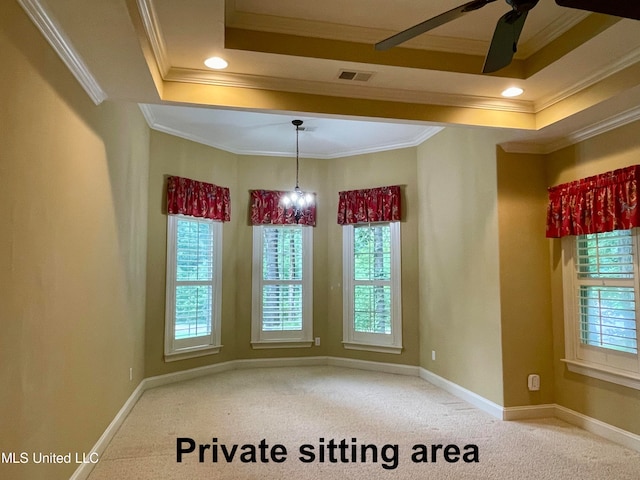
166;176;230;221
250;190;316;226
337;185;401;225
546;165;640;238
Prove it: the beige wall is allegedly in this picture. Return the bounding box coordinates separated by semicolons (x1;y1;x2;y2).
546;121;640;435
0;4;148;480
496;148;554;407
416;127;505;405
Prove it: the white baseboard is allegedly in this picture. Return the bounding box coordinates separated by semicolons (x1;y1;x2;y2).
503;404;557;421
418;367;505;420
555;404;640;452
69;381;146;480
328;356;420;377
71;358;640;478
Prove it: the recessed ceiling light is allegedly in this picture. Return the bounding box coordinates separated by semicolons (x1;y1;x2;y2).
204;57;228;70
501;87;524;98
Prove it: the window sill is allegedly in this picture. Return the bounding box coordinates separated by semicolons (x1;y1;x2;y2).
251;341;313;349
165;345;222;362
561;359;640;391
342;342;403;355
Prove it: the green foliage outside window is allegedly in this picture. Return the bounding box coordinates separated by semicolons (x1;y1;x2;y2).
174;219;214;339
353;224;392;334
577;230;638;354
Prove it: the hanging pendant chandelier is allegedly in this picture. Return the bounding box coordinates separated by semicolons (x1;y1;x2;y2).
282;119;314;223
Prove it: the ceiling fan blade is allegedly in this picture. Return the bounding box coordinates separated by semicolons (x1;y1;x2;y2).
375;0;497;51
482;10;528;73
555;0;640;21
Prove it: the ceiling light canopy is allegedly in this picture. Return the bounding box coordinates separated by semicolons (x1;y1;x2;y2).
501;87;524;98
204;56;228;69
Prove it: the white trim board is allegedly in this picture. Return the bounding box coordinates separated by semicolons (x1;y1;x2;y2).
18;0;107;105
70;358;640;479
69;381;145;480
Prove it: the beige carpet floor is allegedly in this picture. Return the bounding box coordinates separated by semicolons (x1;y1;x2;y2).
87;366;640;479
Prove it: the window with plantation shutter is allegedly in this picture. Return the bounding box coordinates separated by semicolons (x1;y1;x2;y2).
251;225;313;348
562;229;640;389
343;222;402;354
165;215;223;360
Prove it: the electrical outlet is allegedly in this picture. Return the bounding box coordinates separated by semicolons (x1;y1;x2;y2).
527;374;540;391
314;337;320;346
432;350;436;361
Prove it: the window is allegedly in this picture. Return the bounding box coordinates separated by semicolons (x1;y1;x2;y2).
251;225;313;348
562;229;640;389
165;215;223;360
343;222;402;354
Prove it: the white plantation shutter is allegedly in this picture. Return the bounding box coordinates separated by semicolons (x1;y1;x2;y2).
165;215;223;359
343;222;402;354
251;225;313;347
575;230;638;355
262;227;303;331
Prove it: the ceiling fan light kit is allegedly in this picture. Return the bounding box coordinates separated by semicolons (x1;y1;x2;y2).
375;0;640;74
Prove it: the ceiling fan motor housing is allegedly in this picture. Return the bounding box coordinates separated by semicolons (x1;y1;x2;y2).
507;0;539;12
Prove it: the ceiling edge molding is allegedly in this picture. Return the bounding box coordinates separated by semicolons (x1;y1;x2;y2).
139;103;242;155
18;0;107;105
165;68;534;114
517;10;589;59
500;105;640;154
498;142;550;155
534;48;640;113
138;104;444;159
225;11;489;56
544;105;640;153
136;0;170;77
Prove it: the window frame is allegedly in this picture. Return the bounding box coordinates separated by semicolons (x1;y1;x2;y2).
342;221;402;354
164;214;223;361
561;229;640;390
251;224;313;349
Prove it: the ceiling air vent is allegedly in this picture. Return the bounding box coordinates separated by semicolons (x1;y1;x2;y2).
337;69;374;82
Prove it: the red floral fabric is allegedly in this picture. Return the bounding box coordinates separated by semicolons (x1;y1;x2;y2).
250;190;317;226
337;185;401;225
166;176;230;221
546;165;640;238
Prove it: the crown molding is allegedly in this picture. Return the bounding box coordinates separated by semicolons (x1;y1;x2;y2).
136;0;170;77
225;10;490;56
534;47;640;113
500;105;640;154
545;105;640;153
165;67;534;114
516;11;589;59
18;0;107;105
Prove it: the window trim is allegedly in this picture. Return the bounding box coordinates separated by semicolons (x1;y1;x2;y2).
342;221;403;354
164;214;223;361
561;230;640;390
251;225;313;349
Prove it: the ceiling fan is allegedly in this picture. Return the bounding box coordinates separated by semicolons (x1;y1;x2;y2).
375;0;640;74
